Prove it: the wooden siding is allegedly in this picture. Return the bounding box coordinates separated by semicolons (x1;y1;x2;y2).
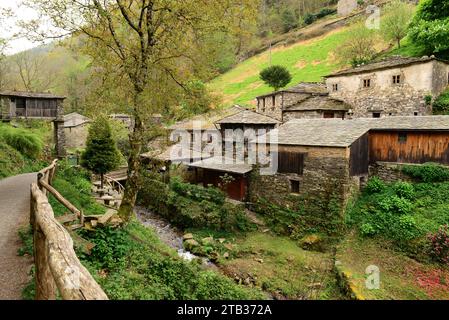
369;131;449;164
350;132;369;176
277;151;305;174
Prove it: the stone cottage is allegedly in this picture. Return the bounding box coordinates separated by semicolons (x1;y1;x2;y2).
325;56;449;118
63;112;91;149
250;116;449;207
255;83;351;121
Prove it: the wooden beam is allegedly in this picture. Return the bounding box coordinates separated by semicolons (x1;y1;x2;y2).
31;184;108;300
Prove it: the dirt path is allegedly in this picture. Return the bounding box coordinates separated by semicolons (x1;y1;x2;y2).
0;173;35;300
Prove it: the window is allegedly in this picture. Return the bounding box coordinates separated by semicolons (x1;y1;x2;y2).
272;96;276;107
363;79;372;88
332;84;339;92
372;112;381;118
398;132;407;144
323;112;335;118
414;112;419;116
278;151;305;174
262;98;266;112
392;75;401;84
290;180;300;194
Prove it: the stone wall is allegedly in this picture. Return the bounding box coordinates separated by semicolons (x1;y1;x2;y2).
283;110;346;121
326;60;449;117
65;124;89;149
249;145;359;209
337;0;358;17
368;162;416;183
256;92;310;121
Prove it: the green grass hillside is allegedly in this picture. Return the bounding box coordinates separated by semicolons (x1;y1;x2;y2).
209;27;352;107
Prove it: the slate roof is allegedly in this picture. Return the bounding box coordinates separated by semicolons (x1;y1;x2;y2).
256;82;327;99
0;91;66;99
216;109;280;125
188;156;253;175
284;95;351;111
259;116;449;148
325;56;449;78
168;105;244;131
63;112;91;128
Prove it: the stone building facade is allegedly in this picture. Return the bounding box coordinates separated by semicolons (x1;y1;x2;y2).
325;56;449;118
63;112;91;149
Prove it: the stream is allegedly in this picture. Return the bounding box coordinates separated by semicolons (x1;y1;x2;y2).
134;206;212;266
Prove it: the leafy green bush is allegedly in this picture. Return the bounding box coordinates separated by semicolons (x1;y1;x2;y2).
401;163;449;182
0;125;43;159
0;142;25;178
360;223;377;237
364;177;386;194
138;176;254;233
393;181;415;200
304;13;317;25
433;90;449;114
379;195;413;215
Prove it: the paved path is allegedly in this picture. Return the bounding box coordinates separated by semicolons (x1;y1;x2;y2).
0;173;35;300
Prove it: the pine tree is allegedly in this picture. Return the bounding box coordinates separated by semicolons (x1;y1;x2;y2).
81;115;121;189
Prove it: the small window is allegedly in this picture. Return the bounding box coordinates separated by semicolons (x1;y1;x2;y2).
373;112;381;118
262;98;266;112
272;96;276;107
398;132;407;144
414;112;419;116
290;180;300;194
323;112;335;118
392;75;401;84
332;84;339;92
363;79;372;88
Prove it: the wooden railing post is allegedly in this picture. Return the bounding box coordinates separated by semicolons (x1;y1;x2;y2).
34;224;57;300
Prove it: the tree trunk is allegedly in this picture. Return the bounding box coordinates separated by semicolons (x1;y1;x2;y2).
397;38;401;49
118;116;144;222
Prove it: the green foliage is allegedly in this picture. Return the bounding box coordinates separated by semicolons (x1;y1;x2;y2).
81;115;121;176
380;0;415;48
138;176;255;233
409;0;449;54
259;65;292;91
303;8;336;25
364;176;386;195
433;89;449;114
337;22;378;67
0;125;44;159
0;141;25;178
348;178;449;257
393;181;415;200
79;221;264;300
49;161;105;216
401;163;449;182
18;225;33;256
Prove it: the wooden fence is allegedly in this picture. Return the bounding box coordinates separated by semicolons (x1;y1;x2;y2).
30;159;108;300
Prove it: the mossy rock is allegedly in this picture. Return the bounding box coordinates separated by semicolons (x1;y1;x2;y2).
299;234;324;251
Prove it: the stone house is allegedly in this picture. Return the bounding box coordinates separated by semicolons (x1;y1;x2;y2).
255;83;351;121
325;56;449;118
63;112;91;149
250;116;449;207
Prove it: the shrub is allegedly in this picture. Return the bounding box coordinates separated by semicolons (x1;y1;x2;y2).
428;225;449;265
393;181;415;200
402;163;449;182
0;141;25;178
433;90;449;114
379;195;413;215
360;223;377;237
304;13;317;25
0;125;43;159
364;177;386;194
259;65;292;92
393;215;421;241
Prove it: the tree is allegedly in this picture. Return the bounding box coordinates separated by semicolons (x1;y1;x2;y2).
381;0;415;49
337;22;378;67
14;50;55;92
22;0;258;222
81;115;121;189
260;65;292;92
409;0;449;54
